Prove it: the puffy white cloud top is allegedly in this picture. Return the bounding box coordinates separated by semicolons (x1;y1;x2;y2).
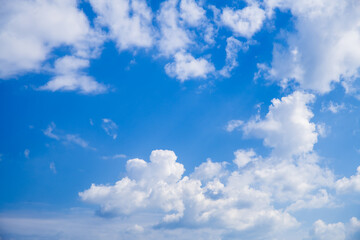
243;91;318;157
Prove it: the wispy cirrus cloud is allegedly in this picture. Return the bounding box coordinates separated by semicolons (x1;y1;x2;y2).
43;122;93;149
101;154;127;160
102;119;118;140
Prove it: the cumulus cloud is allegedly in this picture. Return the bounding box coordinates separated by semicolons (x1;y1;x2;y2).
39;56;107;94
253;154;334;203
179;0;206;27
80;91;347;236
243;91;318;157
80;148;350;238
233;149;257;168
102;118;118;139
157;0;192;56
89;0;154;50
191;158;227;181
0;0;271;87
265;0;360;94
82;150;331;235
311;219;346;240
220;3;266;38
80;150;186;221
286;189;332;212
335;166;360;193
165;52;215;81
0;0;101;79
309;217;360;240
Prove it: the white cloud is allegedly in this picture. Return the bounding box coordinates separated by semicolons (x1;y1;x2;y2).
349;217;360;239
80;150;186;221
286;189;332;212
313;217;360;240
243;91;318;157
191;158;227;181
89;0;154;50
179;0;206;27
335;166;360;193
233;149;257;168
309;217;360;240
65;134;89;149
43;122;91;149
157;0;192;56
102;118;118;140
39;56;107;94
266;0;360;94
102;154;127;160
80;91;348;234
0;0;101;79
252;154;334;203
220;3;266;38
316;123;329;138
43;122;60;140
165;52;215;81
80;149;299;234
311;219;346;240
226;119;244;132
220;37;248;77
321;101;345;114
24;149;30;159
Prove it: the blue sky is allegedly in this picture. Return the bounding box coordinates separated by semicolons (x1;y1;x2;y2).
1;0;360;239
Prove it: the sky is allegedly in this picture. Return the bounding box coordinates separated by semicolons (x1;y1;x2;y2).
1;0;360;239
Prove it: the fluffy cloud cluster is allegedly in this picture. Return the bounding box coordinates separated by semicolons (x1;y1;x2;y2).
80;147;344;238
233;148;257;168
157;0;193;56
39;56;107;94
310;217;360;240
165;52;215;81
89;0;154;50
79;92;360;238
335;166;360;193
220;2;266;38
0;0;273;92
0;0;106;93
243;91;318;157
80;149;299;234
0;0;90;77
265;0;360;94
3;0;360;96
